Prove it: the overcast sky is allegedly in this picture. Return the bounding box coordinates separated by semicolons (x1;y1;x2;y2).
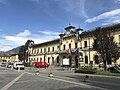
0;0;120;51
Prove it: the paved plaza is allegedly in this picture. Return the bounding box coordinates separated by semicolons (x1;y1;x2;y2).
0;67;120;90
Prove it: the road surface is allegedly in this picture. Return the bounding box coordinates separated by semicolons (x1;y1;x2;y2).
0;67;120;90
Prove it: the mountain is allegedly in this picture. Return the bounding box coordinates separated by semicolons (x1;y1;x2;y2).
0;51;5;55
5;46;22;55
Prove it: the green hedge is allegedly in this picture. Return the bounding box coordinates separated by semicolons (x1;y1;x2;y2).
23;62;30;67
75;67;97;74
96;70;120;76
75;67;120;76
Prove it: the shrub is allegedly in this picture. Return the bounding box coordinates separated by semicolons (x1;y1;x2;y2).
23;62;30;67
96;70;120;76
75;67;97;74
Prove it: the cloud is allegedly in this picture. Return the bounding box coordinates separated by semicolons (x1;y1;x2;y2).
56;0;88;18
102;15;120;25
29;0;41;3
39;30;60;36
0;29;3;31
16;29;31;37
30;0;88;18
114;0;120;3
85;9;120;23
0;0;8;5
0;29;60;51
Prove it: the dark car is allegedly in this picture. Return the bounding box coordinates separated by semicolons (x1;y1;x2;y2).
0;62;7;67
7;63;13;68
107;65;120;73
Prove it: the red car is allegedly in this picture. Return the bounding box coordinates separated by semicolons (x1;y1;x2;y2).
34;62;49;68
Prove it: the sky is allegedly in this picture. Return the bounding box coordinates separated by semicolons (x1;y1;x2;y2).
0;0;120;51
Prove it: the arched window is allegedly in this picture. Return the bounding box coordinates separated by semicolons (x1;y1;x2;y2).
85;56;88;64
94;55;99;64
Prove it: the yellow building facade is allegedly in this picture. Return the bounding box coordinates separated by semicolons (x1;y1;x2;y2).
0;55;11;62
0;54;19;62
28;23;120;68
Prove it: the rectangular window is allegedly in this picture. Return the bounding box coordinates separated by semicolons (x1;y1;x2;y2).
75;43;78;48
48;47;50;52
37;58;39;62
63;45;65;50
52;57;54;64
57;46;59;49
84;41;87;47
119;35;120;44
52;47;54;51
44;48;46;53
69;43;71;49
34;50;36;54
32;50;33;54
40;58;42;62
41;49;42;53
48;57;50;63
37;49;39;53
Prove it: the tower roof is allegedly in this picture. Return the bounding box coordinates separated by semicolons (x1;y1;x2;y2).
64;23;75;31
75;27;83;32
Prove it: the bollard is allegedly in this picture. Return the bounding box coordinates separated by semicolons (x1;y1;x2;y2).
11;65;13;70
18;67;20;72
48;73;53;77
35;70;39;75
83;75;89;82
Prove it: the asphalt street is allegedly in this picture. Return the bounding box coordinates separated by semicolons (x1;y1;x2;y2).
0;66;120;90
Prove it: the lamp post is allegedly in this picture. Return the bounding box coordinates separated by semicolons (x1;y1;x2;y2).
59;33;64;66
75;27;83;69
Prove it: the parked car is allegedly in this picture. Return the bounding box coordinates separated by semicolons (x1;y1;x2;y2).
107;65;120;73
34;62;49;68
0;62;7;67
7;62;13;68
13;62;25;70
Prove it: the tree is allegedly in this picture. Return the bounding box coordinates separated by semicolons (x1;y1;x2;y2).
24;40;34;62
18;40;34;62
18;45;25;62
93;27;120;70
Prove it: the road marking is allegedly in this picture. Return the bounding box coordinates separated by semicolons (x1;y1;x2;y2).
26;72;109;90
1;72;25;90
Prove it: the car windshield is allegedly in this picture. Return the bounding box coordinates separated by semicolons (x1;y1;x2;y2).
9;63;13;65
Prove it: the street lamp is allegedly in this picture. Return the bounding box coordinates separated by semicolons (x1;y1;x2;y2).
75;27;83;69
59;33;64;66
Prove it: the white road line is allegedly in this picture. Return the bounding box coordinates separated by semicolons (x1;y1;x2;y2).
1;72;25;90
26;72;109;90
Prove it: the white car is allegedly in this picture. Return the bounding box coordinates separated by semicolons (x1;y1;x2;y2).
13;62;25;70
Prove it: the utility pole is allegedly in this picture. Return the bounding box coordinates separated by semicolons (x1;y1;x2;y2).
88;36;91;66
